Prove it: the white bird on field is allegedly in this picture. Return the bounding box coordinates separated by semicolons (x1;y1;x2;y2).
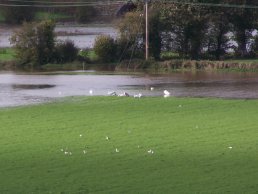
89;89;93;95
150;87;154;91
106;136;110;140
115;148;119;153
64;151;69;155
83;150;87;154
69;152;72;155
164;90;170;96
148;149;154;154
134;93;142;98
164;90;170;98
228;146;233;149
61;149;64;152
80;134;82;137
108;91;117;96
118;92;130;97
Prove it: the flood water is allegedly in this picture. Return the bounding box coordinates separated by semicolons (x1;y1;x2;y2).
0;25;117;48
1;71;258;108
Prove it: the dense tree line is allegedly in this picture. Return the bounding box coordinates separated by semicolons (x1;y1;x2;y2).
0;0;117;24
10;20;78;68
117;0;258;60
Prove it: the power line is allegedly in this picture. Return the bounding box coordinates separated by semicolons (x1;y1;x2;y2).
157;0;258;9
0;0;125;7
4;0;124;4
2;0;258;9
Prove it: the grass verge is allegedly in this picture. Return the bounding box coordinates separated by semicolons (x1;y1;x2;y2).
0;48;15;61
35;11;72;21
1;96;258;193
0;11;4;22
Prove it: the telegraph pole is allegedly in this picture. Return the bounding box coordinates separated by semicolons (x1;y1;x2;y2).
145;0;149;60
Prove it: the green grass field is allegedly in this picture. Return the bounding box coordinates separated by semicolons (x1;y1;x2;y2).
0;11;5;22
35;11;72;21
1;97;258;193
0;48;15;61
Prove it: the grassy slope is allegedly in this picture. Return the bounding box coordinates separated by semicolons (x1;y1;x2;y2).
0;48;15;61
0;11;4;22
35;11;72;21
1;97;258;193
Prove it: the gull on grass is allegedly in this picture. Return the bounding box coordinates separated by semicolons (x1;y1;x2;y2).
115;148;119;153
164;90;170;98
106;136;110;140
228;146;233;149
83;150;87;154
118;92;130;97
89;89;93;95
108;91;117;96
134;93;142;98
164;90;170;96
148;149;154;154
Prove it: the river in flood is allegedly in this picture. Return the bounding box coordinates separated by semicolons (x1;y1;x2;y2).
1;71;258;108
0;24;117;48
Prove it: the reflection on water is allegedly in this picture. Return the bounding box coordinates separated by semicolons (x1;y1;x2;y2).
1;71;258;107
12;84;55;90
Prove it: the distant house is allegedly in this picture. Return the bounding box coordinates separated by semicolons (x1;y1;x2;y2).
116;1;137;17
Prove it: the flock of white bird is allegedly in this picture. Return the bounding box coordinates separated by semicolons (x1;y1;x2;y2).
89;87;171;98
60;133;155;156
59;87;172;157
59;88;234;157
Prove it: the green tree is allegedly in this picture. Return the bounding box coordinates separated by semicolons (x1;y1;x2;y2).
148;6;163;60
204;1;232;59
117;4;163;60
226;0;258;57
10;20;56;67
2;0;35;24
75;0;97;23
160;2;210;59
117;11;144;60
93;35;117;62
54;40;78;63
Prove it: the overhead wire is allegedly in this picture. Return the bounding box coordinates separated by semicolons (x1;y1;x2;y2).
0;0;125;7
156;0;258;9
2;0;258;9
3;0;124;4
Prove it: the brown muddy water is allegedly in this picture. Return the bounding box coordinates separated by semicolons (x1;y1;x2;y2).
1;71;258;107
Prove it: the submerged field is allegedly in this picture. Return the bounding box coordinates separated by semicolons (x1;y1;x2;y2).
1;97;258;193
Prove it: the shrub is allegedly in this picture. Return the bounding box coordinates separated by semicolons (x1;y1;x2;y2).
54;40;78;63
93;35;117;63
